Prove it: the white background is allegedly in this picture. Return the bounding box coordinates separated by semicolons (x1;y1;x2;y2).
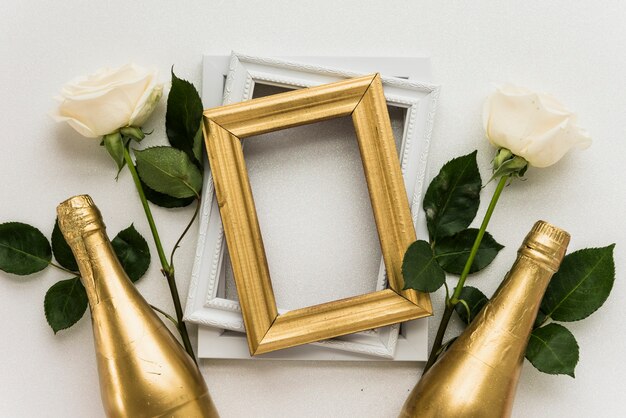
1;1;625;417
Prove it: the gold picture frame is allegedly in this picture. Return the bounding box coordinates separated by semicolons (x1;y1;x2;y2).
203;74;432;355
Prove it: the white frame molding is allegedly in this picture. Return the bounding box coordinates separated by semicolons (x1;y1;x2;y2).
185;54;439;360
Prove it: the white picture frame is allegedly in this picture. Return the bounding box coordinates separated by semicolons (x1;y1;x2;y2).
185;54;439;360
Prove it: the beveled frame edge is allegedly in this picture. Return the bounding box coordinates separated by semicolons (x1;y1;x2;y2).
186;54;438;361
184;54;440;360
197;315;429;361
225;52;441;230
190;56;414;357
203;74;432;355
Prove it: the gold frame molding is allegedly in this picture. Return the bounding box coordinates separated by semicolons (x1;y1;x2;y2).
203;74;432;355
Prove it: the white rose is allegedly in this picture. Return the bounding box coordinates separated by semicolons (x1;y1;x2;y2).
482;84;591;168
54;64;163;138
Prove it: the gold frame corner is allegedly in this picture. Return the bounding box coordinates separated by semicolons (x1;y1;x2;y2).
203;74;432;355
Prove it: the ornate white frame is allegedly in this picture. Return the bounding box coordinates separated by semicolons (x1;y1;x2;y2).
185;54;439;360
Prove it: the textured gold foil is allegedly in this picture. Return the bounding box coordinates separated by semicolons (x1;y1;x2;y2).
400;220;570;418
203;74;432;355
57;195;218;418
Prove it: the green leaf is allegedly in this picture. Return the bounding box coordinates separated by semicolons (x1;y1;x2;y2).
402;240;446;292
0;222;51;275
103;132;126;176
44;277;88;333
135;146;202;199
192;124;203;165
166;70;204;167
526;323;579;377
423;151;481;241
111;224;150;283
454;286;488;324
540;245;616;322
434;228;503;275
138;168;195;208
51;219;78;272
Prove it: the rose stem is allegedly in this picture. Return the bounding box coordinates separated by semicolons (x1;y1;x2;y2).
123;147;197;363
423;174;509;373
170;198;201;269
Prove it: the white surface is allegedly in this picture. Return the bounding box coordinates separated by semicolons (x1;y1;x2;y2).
0;1;624;417
186;54;437;360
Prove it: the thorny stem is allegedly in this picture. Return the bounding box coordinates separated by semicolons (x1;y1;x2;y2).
424;304;454;372
423;174;509;373
123;147;196;363
123;148;170;272
163;268;196;365
170;198;201;268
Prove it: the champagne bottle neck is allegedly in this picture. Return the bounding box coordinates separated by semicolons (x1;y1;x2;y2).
74;229;126;305
399;221;570;418
518;219;570;271
444;221;570;375
57;195;103;243
470;255;553;352
56;195;217;417
57;195;129;305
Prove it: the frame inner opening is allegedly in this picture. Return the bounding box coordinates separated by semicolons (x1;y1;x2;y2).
222;83;408;311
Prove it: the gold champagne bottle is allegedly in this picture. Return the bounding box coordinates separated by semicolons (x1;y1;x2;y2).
57;195;219;418
400;220;570;418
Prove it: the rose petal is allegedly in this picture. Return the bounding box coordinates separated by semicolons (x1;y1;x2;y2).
54;64;162;137
483;83;591;168
51;114;98;138
129;82;163;127
58;87;137;136
62;64;147;95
